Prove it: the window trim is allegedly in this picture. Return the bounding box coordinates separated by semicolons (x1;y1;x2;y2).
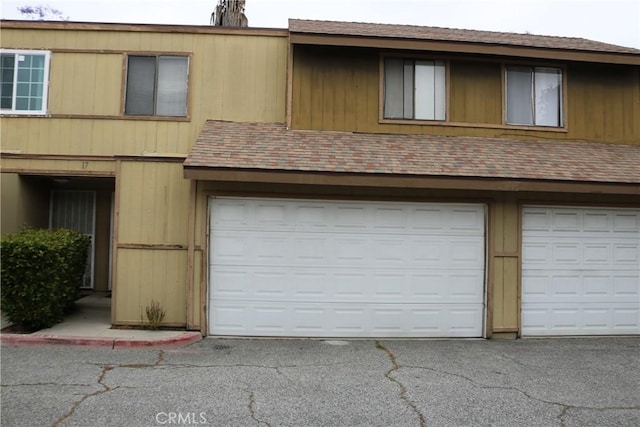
502;63;567;129
121;52;191;119
379;53;450;124
0;49;51;116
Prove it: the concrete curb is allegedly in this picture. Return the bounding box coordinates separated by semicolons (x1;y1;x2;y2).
0;332;202;348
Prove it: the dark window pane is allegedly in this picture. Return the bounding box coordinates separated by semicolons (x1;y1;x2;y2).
17;67;30;82
506;66;534;125
31;82;43;97
0;54;14;108
29;55;44;68
16;82;29;96
30;97;42;110
1;96;12;109
403;59;414;119
1;54;15;68
125;56;156;115
15;97;28;110
2;68;15;83
384;58;403;119
1;82;13;99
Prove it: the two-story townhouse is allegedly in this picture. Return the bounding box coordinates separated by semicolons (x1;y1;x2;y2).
2;19;639;339
1;20;287;330
183;20;640;338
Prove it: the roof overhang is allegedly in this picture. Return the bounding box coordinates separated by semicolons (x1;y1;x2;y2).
289;33;640;66
183;167;640;196
184;121;640;196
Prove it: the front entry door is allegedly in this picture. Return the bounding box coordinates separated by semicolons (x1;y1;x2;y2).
50;190;96;289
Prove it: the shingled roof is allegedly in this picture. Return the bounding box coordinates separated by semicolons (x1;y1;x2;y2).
289;19;640;56
185;121;640;186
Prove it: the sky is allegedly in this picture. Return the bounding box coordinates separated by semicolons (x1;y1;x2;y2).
1;0;639;49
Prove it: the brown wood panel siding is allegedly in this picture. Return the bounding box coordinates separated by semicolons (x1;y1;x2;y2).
566;63;640;144
489;195;520;332
449;61;502;124
291;46;379;132
291;45;640;144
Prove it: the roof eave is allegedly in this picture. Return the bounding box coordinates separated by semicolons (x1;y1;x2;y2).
183;166;640;195
0;19;288;37
290;33;640;65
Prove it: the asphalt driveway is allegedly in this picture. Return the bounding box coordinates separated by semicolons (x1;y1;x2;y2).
1;337;639;426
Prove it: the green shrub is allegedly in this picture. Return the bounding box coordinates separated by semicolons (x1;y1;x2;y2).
1;228;90;331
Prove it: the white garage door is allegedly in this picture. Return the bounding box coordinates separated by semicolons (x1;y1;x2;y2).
522;206;640;336
209;198;486;337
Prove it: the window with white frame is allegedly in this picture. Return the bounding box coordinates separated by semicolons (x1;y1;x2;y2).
0;50;50;114
506;66;563;127
383;57;446;121
124;55;189;117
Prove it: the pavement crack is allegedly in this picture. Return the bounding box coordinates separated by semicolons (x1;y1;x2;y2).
1;382;91;388
375;341;426;427
558;405;570;427
110;350;166;369
155;349;165;366
403;364;640;420
51;365;114;427
147;363;283;370
247;390;271;426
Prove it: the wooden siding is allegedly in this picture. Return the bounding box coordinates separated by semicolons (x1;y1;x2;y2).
291;45;640;144
49;53;122;115
490;195;520;332
113;161;190;324
449;61;502;124
117;161;190;245
114;248;187;325
1;28;288;156
0;173;50;234
1;156;116;175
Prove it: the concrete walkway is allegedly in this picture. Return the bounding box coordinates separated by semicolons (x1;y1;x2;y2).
0;293;201;348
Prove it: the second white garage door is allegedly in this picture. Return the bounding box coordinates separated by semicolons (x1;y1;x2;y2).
522;206;640;336
209;198;486;337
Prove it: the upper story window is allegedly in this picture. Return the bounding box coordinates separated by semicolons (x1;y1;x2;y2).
124;55;189;117
506;66;563;127
0;50;50;115
383;57;446;121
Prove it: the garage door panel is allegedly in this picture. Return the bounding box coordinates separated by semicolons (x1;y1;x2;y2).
211;300;483;337
212;200;484;235
522;206;640;336
212;267;484;303
613;212;640;231
524;240;639;269
213;232;483;269
210;198;486;337
523;272;639;302
523;303;639;335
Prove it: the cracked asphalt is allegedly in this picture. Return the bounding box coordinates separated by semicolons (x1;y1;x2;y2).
1;337;639;426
